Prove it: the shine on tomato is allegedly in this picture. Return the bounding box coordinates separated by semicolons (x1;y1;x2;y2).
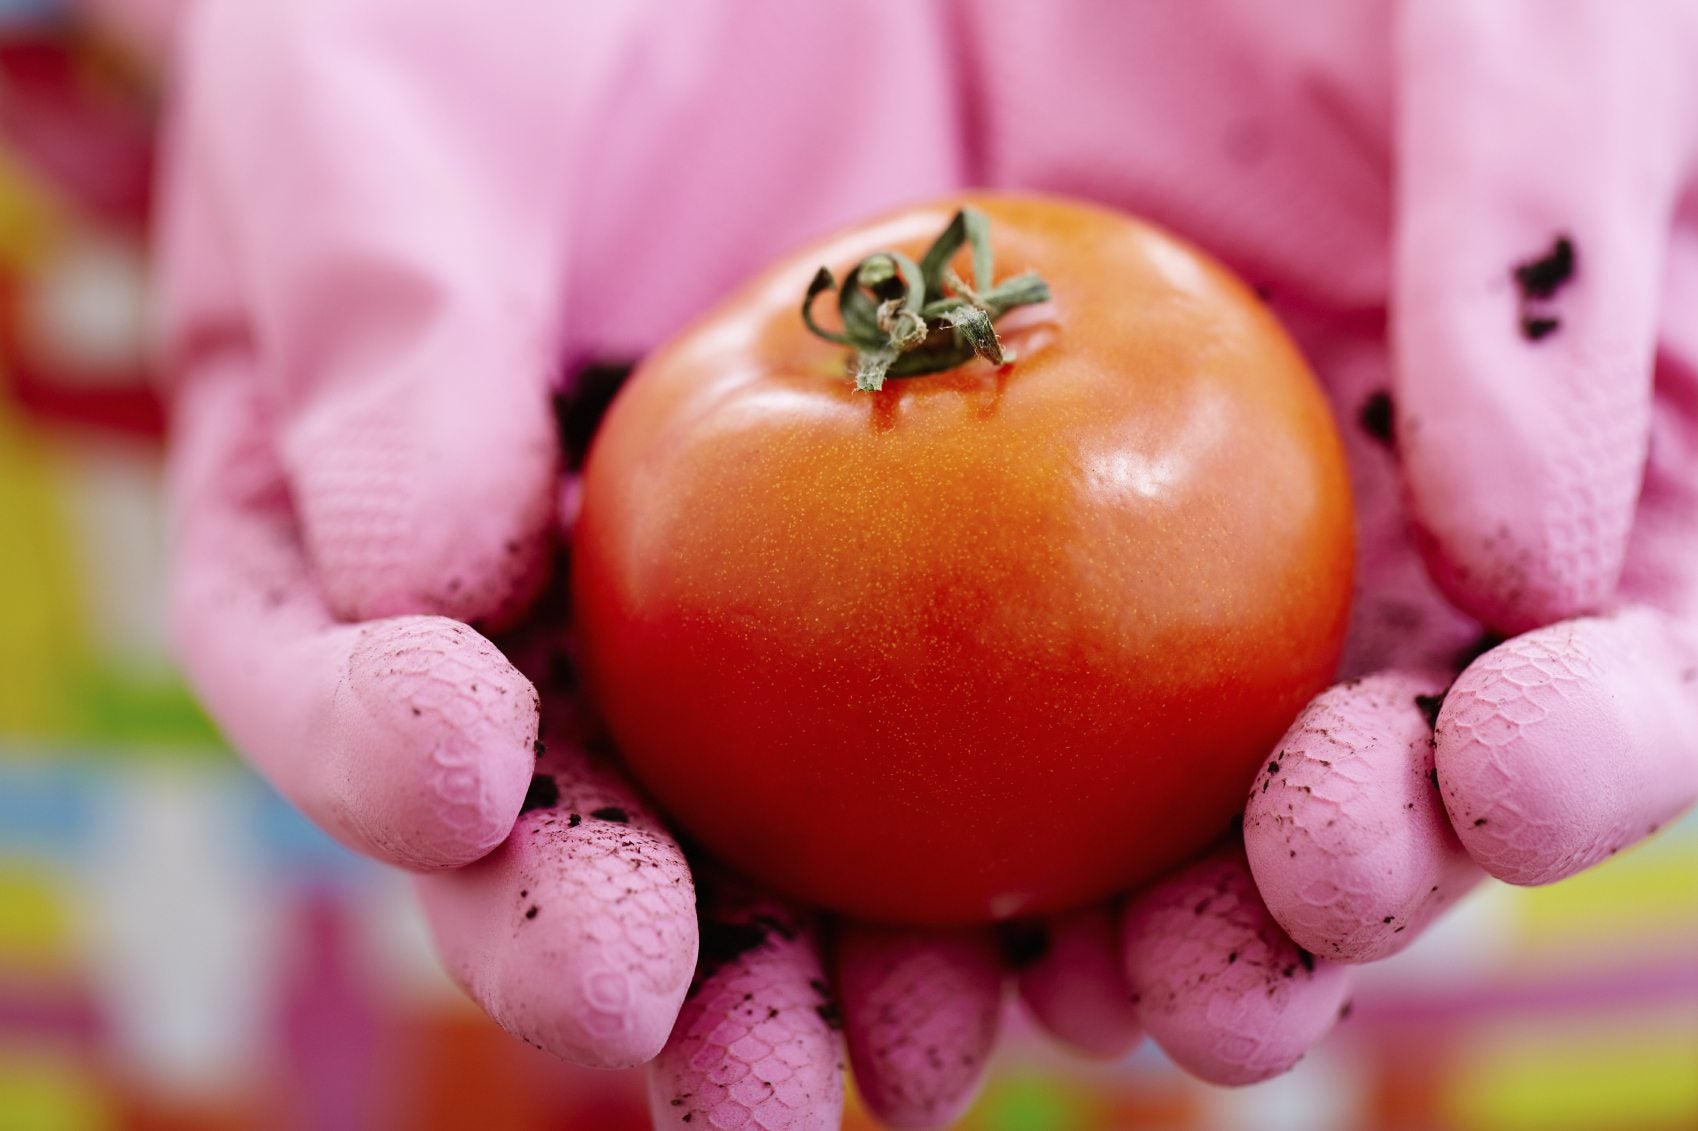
572;194;1353;925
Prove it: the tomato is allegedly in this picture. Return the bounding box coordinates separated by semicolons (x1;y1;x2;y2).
572;194;1353;925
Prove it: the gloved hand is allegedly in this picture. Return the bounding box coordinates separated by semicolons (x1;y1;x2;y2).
157;3;1007;1129
960;0;1698;1086
156;0;689;1070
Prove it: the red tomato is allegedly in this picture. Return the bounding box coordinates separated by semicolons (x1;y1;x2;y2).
572;195;1353;924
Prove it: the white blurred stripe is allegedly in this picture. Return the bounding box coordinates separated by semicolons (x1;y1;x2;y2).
77;762;278;1097
1189;1043;1368;1131
52;436;172;667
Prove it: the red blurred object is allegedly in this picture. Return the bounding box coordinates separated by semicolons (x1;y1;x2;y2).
0;30;154;227
0;25;164;440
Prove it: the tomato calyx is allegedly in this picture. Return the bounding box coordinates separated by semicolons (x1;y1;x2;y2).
801;207;1051;391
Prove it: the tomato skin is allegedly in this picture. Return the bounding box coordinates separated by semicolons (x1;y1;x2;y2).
573;195;1353;925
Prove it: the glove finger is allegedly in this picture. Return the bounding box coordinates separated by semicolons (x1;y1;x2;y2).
1244;671;1483;963
1122;842;1354;1086
1435;609;1698;885
646;893;844;1130
415;725;695;1068
1006;908;1143;1060
1392;2;1688;633
834;925;1003;1130
1621;226;1698;624
167;363;536;869
164;0;598;628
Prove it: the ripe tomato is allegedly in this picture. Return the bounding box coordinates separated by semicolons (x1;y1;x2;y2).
572;195;1352;924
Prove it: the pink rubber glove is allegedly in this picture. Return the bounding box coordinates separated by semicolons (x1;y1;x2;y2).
158;1;1006;1123
960;0;1698;1084
157;0;703;1069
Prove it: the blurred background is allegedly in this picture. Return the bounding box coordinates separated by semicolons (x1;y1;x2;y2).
0;5;1694;1129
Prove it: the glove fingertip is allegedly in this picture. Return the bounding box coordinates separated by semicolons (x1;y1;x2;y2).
647;901;843;1130
1245;671;1483;964
1123;844;1353;1087
331;616;539;870
1009;910;1143;1060
836;927;1003;1129
1437;612;1698;885
418;744;697;1067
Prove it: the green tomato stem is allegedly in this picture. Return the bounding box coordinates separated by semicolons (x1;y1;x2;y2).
799;207;1052;391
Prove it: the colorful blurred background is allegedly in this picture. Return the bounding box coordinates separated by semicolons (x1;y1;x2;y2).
1;6;1695;1129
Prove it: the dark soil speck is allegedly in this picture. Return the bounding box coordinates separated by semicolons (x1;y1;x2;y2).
1514;235;1576;300
556;362;636;470
1414;692;1446;730
810;977;843;1031
519;774;559;815
1455;631;1507;672
1359;390;1395;449
693;918;772;988
998;923;1051;970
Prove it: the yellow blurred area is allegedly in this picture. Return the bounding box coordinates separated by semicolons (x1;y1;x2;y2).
0;869;78;976
0;148;65;269
1444;1011;1698;1131
0;1046;115;1131
1;143;91;740
1510;826;1698;960
0;396;89;740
